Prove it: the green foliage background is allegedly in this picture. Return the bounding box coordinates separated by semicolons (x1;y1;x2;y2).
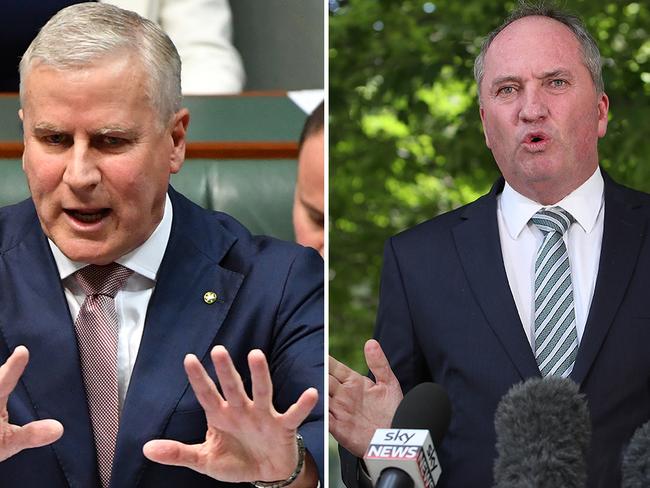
329;0;650;374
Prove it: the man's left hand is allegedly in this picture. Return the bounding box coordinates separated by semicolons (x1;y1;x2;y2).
143;345;319;486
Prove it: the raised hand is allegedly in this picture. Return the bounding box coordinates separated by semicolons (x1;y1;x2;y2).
0;346;64;461
329;339;403;457
143;346;319;486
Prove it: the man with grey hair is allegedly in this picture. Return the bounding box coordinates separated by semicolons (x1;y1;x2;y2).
0;3;323;487
330;3;650;487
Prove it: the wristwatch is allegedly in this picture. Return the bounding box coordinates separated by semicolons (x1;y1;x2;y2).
252;433;305;488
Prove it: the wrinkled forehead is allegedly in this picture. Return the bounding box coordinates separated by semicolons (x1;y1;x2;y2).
21;56;157;115
483;16;585;81
23;51;145;87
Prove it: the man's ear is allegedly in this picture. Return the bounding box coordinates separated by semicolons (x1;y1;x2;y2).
596;92;609;139
18;109;25;170
479;105;491;148
169;108;190;174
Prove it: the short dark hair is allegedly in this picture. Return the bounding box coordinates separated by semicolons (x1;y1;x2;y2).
474;1;604;97
299;101;325;152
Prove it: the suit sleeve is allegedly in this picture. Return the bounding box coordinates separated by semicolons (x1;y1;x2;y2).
268;246;324;482
339;236;431;488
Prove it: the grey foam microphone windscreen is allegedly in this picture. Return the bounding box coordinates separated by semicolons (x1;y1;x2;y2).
622;420;650;488
493;377;591;488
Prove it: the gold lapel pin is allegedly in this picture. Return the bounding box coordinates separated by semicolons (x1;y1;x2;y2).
203;291;218;304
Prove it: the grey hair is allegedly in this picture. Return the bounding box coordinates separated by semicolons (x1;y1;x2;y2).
473;2;604;97
19;2;182;124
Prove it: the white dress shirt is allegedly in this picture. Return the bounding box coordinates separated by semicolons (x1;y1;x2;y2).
49;194;173;409
497;168;604;352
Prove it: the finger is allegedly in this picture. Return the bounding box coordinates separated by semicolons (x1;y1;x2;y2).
329;397;350;423
282;387;318;430
328;382;355;418
329;410;339;425
1;419;64;460
328;412;352;449
329;355;356;384
184;354;224;415
248;349;273;411
15;419;64;449
328;373;339;397
364;339;398;386
211;345;248;407
143;439;203;472
329;412;344;440
0;346;29;404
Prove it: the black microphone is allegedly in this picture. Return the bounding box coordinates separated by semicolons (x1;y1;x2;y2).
363;383;452;488
493;376;591;488
622;420;650;488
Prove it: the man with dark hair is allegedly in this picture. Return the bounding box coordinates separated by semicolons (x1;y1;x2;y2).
0;3;323;487
294;101;325;256
330;4;650;486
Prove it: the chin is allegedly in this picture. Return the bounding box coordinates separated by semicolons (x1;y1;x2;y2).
56;242;113;265
519;160;565;181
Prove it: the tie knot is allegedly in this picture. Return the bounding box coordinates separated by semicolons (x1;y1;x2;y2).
531;206;574;235
74;263;133;298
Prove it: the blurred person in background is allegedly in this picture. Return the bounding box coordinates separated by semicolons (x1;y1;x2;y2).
294;101;325;257
0;0;244;94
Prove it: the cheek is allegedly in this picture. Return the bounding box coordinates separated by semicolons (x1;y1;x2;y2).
483;123;511;162
106;155;170;224
23;151;63;195
292;205;305;235
483;114;509;150
292;206;313;240
567;109;600;151
294;214;322;246
110;149;168;193
110;170;156;209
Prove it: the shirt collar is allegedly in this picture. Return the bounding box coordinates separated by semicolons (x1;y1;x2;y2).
49;193;173;281
499;167;604;239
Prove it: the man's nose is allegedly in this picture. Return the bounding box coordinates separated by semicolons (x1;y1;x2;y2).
518;87;549;123
62;144;101;190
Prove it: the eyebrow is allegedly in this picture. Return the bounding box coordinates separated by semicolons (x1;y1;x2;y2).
32;122;63;133
489;68;575;91
31;123;140;139
489;75;522;91
538;69;574;80
95;126;140;138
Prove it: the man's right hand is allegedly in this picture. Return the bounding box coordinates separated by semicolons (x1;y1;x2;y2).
329;339;403;457
0;346;63;461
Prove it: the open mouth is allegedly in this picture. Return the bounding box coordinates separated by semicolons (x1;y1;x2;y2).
526;133;546;143
64;208;111;224
521;132;550;152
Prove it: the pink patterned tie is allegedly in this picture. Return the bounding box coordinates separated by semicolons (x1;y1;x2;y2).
74;263;133;488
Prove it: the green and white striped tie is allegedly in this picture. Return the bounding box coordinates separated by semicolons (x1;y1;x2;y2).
531;207;578;378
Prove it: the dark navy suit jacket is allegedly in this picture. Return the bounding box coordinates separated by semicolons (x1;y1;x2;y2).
341;173;650;487
0;187;324;487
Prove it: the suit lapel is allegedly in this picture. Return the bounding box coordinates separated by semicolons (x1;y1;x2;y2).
111;190;243;488
452;180;540;380
0;214;98;487
571;176;646;383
